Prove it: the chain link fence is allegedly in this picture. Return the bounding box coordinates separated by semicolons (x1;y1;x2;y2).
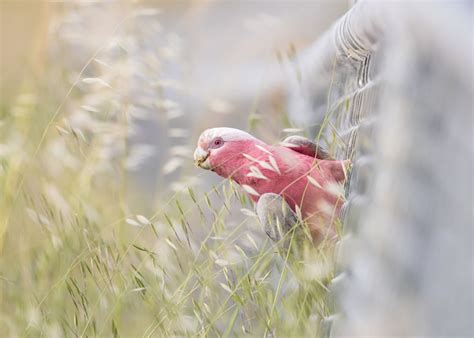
286;1;473;336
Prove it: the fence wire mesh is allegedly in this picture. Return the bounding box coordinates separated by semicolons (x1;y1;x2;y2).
286;1;473;336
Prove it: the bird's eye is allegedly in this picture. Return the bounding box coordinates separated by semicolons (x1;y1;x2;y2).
210;137;224;149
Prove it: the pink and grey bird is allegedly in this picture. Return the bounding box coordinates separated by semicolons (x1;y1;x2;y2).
194;127;348;243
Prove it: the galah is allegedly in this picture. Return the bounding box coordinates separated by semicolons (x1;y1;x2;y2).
194;127;348;244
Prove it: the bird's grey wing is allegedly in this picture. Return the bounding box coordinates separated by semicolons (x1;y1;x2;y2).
280;135;332;160
256;193;297;246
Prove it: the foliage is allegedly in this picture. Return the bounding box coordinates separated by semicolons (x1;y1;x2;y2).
0;5;339;337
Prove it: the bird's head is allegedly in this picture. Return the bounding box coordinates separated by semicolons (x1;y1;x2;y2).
194;127;260;177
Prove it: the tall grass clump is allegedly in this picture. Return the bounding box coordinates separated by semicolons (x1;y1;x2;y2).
0;4;341;337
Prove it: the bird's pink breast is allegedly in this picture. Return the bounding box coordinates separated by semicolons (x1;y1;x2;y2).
208;138;345;241
212;140;340;207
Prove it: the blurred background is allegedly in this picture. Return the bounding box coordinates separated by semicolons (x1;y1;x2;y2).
0;1;472;337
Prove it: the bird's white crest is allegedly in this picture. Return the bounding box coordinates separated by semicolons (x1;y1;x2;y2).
198;127;257;144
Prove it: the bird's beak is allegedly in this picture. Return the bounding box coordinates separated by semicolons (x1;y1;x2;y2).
194;146;211;170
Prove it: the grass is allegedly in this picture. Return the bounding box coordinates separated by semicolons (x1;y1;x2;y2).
0;137;336;336
0;5;343;337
